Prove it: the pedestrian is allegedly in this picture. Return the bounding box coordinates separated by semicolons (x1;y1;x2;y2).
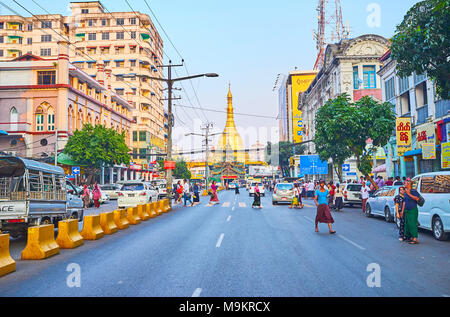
376;176;385;188
385;177;394;186
327;181;336;209
404;180;420;245
393;176;403;186
307;180;315;199
192;182;200;207
334;183;344;212
359;176;364;184
235;182;240;195
81;184;90;209
209;180;219;205
314;180;336;234
183;179;192;206
394;186;407;241
92;183;102;208
252;184;262;209
361;181;370;214
175;181;183;205
290;184;301;209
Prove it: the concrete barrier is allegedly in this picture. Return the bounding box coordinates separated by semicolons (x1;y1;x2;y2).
145;203;156;218
80;215;104;240
113;209;130;230
159;200;168;213
202;190;208;196
100;212;118;235
162;199;171;212
56;219;84;249
126;207;141;225
0;234;16;277
155;200;164;214
137;204;150;221
151;201;161;216
21;224;60;260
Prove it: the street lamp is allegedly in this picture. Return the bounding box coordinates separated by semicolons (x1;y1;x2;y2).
142;61;219;207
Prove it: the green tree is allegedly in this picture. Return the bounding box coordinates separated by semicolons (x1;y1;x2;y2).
64;124;131;184
173;159;191;180
314;94;396;188
390;0;450;99
266;141;306;177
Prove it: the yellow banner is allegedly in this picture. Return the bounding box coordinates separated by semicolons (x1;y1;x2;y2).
442;142;450;169
291;73;316;143
396;117;412;156
422;143;436;160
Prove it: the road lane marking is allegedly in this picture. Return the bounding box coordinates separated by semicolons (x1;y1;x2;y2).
222;202;230;207
227;215;231;222
232;206;235;211
192;288;202;297
216;233;225;248
338;234;366;251
303;203;314;208
303;216;314;223
239;202;246;208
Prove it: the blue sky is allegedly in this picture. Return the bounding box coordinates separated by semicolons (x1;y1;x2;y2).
1;0;420;153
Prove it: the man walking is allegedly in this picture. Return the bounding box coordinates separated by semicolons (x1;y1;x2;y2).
361;181;370;214
183;179;192;206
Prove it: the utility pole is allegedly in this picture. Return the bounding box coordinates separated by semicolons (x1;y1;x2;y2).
54;130;58;166
142;60;218;207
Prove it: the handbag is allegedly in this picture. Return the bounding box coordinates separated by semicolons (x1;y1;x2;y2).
417;193;425;207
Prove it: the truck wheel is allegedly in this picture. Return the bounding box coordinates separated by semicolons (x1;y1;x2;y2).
41;217;51;225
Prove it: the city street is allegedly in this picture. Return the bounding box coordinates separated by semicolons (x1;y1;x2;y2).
1;190;449;297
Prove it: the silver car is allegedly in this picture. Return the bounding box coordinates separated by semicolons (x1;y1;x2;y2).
272;183;294;205
365;186;401;223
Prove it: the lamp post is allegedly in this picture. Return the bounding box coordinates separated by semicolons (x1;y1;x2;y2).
141;61;218;207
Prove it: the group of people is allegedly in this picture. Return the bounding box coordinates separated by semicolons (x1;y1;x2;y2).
80;183;102;209
173;179;202;207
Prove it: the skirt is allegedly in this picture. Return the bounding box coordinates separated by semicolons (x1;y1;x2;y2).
252;194;261;207
404;207;418;239
334;197;343;210
315;204;334;224
193;193;200;202
210;192;219;202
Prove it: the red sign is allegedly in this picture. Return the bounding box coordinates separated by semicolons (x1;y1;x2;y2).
164;161;176;170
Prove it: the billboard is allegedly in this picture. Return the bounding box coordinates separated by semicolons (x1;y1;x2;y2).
396;117;412;156
299;155;328;175
291;72;317;143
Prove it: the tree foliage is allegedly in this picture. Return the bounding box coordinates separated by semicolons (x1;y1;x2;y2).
266;141;306;177
173;159;191;180
314;94;396;183
390;0;450;99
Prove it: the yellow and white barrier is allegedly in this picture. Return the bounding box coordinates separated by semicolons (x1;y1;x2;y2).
113;209;130;230
151;201;162;216
0;234;15;277
157;200;166;214
56;219;84;249
126;207;141;225
21;224;60;260
137;204;150;221
146;203;156;218
100;212;118;235
80;215;104;240
162;199;171;212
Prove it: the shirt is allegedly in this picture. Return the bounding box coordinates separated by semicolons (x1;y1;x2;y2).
308;183;315;191
361;186;370;199
183;183;190;194
315;189;329;205
405;189;419;210
394;194;405;212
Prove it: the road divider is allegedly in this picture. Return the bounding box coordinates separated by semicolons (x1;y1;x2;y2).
146;203;156;218
100;212;118;235
137;204;150;221
0;233;15;277
56;219;84;249
126;207;141;225
162;199;171;212
155;201;164;215
150;201;161;216
80;215;104;240
21;224;60;260
113;209;130;230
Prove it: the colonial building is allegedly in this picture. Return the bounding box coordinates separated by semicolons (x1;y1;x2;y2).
378;49;450;178
0;1;166;167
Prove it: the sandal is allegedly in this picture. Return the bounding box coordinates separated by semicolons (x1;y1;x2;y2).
409;240;419;245
329;230;336;234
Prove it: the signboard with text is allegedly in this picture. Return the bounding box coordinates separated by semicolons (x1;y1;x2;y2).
291;73;317;143
442;142;450;169
416;123;436;149
422;143;436;160
299;155;328;175
396;117;412;156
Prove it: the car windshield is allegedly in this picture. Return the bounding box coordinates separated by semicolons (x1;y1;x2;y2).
347;184;362;191
277;184;293;190
122;183;145;191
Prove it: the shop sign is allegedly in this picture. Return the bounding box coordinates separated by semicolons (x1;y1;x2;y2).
396;118;412;156
442;142;450;169
416;123;436;148
422;143;436;160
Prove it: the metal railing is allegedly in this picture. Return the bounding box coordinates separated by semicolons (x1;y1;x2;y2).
416;105;428;124
435;99;450;119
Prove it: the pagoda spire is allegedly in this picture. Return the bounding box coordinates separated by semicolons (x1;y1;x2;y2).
226;83;235;127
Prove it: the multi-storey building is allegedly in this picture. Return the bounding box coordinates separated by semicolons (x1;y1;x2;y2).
0;1;166;170
378;49;450;178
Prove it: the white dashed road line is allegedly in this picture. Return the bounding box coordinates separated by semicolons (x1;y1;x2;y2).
192;288;202;297
222;202;230;207
337;234;366;251
216;233;225;248
239;202;246;208
227;215;231;222
303;216;314;223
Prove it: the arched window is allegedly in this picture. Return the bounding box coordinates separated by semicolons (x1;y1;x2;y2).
86;113;92;125
10;107;18;131
35;106;44;131
77;110;83;130
94;116;100;126
68;106;73;133
47;107;55;131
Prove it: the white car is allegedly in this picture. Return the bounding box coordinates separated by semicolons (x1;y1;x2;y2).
117;181;159;208
249;182;265;197
100;184;122;200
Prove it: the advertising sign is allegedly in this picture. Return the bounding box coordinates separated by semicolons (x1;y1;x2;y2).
442;142;450;169
396;117;412;156
422;143;436;160
291;73;317;143
164;161;176;170
416;123;436;148
299;155;328;175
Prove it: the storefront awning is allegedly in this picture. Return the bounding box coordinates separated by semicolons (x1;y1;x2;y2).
403;149;422;157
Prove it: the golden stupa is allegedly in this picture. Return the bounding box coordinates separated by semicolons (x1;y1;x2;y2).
214;85;248;163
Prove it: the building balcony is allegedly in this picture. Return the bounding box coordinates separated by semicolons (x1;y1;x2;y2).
435;99;450;119
416;105;428;125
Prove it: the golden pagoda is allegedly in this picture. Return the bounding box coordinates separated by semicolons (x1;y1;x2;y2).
214;85;249;163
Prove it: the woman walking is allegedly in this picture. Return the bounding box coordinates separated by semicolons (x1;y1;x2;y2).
252;184;262;209
235;182;240;195
334;183;344;212
209;180;219;205
404;180;420;244
394;186;407;241
192;182;200;207
92;183;102;208
175;181;183;205
81;184;90;209
314;180;336;234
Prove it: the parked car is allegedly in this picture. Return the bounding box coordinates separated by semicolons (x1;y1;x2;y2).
99;184;122;200
66;180;84;221
272;183;294;205
410;172;450;241
249;182;265;197
155;182;167;199
228;182;237;189
365;186;400;223
117;181;159;208
342;183;362;207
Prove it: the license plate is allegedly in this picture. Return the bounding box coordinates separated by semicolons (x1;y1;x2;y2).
128;194;135;197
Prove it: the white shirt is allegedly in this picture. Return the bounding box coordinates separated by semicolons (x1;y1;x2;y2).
361;185;370;199
308;182;315;191
183;183;190;194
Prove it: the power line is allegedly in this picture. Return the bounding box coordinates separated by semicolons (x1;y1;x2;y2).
173;104;281;119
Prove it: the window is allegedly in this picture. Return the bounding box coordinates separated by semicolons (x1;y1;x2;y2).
37;71;55;85
36;107;44;131
420;175;450;193
88;19;94;27
47;107;55;131
115;61;124;67
385;77;395;101
130;18;136;25
133;131;138;141
363;65;376;89
40;48;51;56
116;32;124;40
102;32;109;40
115;89;124;95
88;33;96;41
0;22;3;29
0;36;3;43
353;66;359;90
27;23;33;31
130;31;136;39
398;76;409;93
116;18;124;26
81;9;89;14
0;50;3;57
139;131;146;141
101;19;107;26
41;34;52;42
41;21;52;28
10;107;18;131
139;148;147;159
27;38;32;44
130;60;136;67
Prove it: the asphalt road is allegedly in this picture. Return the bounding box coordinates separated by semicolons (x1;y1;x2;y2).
1;190;449;297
